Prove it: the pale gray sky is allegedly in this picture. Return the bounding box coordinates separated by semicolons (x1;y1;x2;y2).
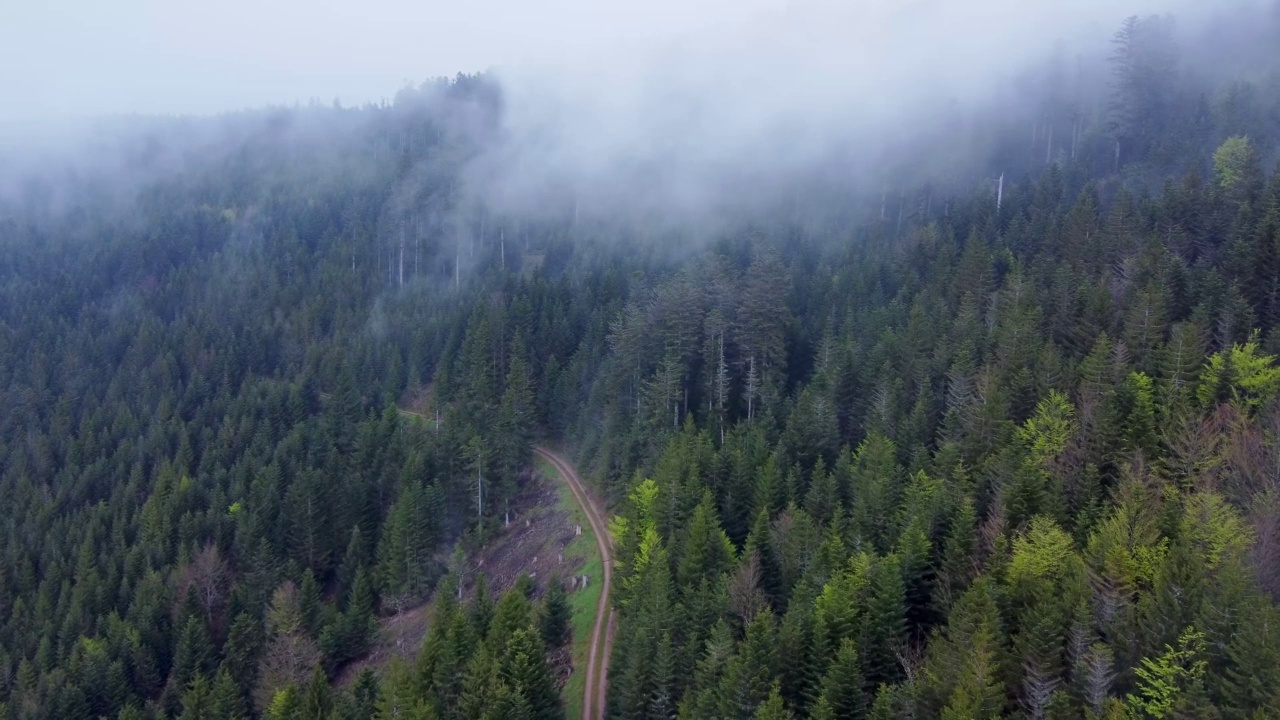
0;0;781;123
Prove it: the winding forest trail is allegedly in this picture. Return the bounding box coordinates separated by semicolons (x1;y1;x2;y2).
378;400;613;716
534;447;614;720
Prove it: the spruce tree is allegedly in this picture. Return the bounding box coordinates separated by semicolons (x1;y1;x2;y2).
501;628;560;720
861;555;908;688
753;684;794;720
210;667;249;720
178;674;213;720
817;638;866;720
538;577;571;649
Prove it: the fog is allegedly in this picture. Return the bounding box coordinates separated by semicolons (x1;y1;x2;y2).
0;0;775;124
465;0;1272;230
4;0;1279;258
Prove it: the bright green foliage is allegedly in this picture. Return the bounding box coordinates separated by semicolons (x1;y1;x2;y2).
1178;492;1252;571
1017;391;1077;465
1009;517;1081;592
1214;136;1262;201
1125;627;1209;719
265;685;302;720
1197;335;1280;409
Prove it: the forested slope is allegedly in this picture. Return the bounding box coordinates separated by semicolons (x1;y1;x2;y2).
2;8;1280;720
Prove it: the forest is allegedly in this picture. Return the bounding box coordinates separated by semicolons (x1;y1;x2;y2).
3;5;1280;720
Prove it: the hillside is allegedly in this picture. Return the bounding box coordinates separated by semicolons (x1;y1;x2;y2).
2;6;1280;720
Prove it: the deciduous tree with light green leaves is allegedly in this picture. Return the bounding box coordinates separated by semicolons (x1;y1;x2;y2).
1197;333;1280;411
1124;627;1208;719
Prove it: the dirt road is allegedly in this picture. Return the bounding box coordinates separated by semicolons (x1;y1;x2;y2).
534;447;614;720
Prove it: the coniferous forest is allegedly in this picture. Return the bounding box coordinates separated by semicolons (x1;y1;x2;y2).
4;6;1280;720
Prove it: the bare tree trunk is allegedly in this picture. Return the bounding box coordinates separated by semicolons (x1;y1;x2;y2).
716;333;728;445
896;189;904;237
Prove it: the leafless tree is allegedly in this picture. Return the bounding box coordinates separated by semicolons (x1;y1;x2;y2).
892;640;926;684
1250;490;1280;599
1021;661;1059;720
255;632;322;711
1079;643;1115;716
978;502;1007;570
727;552;768;626
181;543;230;624
744;355;760;421
254;580;321;709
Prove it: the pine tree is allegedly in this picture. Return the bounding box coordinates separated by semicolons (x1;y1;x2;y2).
743;506;781;605
719;611;779;718
337;525;368;602
924;579;1005;719
322;568;378;665
211;667;249;720
222;613;263;705
777;586;817;709
649;632;678;720
897;519;935;638
377;479;438;612
179;674;213;720
495;342;536;524
376;659;434;720
487;589;533;656
803;459;838;526
173;616;216;689
299;571;326;636
500;628;560;720
808;695;836;720
264;685;302;720
302;665;332;720
677;493;735;591
817;638;866;720
538;577;571;649
753;684;794;720
861;555;908;688
350;669;381;720
937;496;978;613
1218;600;1280;719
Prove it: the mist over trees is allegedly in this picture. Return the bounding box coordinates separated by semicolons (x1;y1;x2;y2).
2;2;1280;719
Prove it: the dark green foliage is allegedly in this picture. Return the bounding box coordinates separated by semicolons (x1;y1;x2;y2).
538;578;571;649
3;12;1280;720
816;638;866;720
